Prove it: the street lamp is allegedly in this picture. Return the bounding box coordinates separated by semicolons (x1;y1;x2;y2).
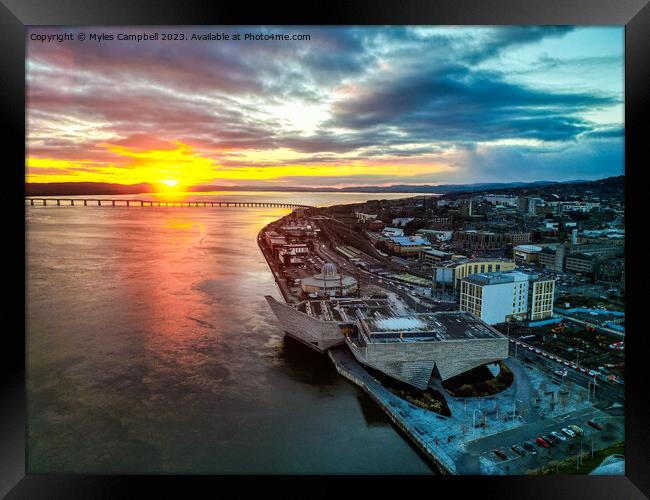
512;399;524;425
472;409;481;437
587;375;598;402
576;434;584;471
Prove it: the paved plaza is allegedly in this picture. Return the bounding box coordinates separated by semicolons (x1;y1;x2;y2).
329;348;623;474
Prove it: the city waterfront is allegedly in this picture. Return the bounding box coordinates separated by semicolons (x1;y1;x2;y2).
26;193;433;474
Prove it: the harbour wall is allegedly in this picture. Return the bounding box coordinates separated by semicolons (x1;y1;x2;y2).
328;347;457;475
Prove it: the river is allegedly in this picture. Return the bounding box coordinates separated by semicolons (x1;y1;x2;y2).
26;192;434;474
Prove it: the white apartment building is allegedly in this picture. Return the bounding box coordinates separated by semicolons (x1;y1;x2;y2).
459;271;554;325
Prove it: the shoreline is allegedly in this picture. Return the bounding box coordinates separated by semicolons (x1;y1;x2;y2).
257;209;623;476
258;216;457;474
328;347;455;474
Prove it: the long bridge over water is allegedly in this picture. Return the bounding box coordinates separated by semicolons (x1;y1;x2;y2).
26;198;312;209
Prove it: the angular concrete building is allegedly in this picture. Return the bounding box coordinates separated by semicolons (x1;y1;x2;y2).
346;312;509;389
266;295;509;389
265;296;345;351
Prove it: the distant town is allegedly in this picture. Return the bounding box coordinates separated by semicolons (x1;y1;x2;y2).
260;175;625;475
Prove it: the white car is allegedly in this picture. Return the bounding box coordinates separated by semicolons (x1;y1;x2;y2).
551;431;567;442
561;428;576;438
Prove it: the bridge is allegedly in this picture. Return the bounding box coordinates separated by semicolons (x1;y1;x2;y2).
26;198;312;209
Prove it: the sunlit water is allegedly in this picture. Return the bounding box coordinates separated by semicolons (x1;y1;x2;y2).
26;192;433;474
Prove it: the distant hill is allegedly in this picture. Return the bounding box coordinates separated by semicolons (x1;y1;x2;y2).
26;182;155;196
451;176;624;198
25;176;623;197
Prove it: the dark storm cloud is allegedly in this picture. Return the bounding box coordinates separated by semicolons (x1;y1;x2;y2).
329;64;616;144
454;136;624;183
582;126;624;139
463;26;575;63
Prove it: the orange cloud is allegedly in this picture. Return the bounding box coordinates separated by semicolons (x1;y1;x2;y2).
26;141;455;188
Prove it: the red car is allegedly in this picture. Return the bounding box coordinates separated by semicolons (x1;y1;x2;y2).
588;420;604;430
493;449;507;460
536;437;551;449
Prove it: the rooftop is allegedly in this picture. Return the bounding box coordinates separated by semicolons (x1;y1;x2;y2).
434;257;513;268
299;297;395;323
464;270;535;285
514;244;543;252
390;236;430;246
421;248;452;256
361;311;504;341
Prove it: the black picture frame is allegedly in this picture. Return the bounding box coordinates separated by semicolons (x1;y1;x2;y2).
2;0;648;497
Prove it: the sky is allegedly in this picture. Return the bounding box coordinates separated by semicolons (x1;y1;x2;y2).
26;26;624;190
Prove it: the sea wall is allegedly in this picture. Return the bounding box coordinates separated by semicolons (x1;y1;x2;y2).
328;347;457;474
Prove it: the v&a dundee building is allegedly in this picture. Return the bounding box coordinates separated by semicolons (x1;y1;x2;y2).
265;296;508;389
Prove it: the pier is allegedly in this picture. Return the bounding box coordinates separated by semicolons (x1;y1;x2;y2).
26;198;312;209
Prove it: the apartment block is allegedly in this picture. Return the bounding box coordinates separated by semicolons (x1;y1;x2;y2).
459;271;554;325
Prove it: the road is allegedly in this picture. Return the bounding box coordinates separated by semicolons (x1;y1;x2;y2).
313;242;446;312
509;341;624;405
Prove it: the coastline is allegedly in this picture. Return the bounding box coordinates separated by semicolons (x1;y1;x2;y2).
328;347;455;474
258;216;456;474
257;207;623;476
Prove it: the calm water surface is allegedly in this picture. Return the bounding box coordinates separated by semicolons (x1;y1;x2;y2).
26;192;433;474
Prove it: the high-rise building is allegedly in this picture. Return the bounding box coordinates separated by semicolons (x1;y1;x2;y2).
517;196;528;213
528;279;555;321
460;199;473;217
527;197;544;215
423;196;436;211
459;271;554;325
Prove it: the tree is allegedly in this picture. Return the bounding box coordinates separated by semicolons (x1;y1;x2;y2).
404;218;428;235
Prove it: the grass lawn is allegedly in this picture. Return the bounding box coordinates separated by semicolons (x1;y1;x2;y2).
442;361;514;397
364;366;452;416
533;442;624;475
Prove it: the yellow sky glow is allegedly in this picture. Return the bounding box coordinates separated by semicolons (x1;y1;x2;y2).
26;141;452;187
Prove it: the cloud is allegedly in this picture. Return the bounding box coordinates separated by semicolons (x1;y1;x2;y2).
26;26;624;186
329;64;616;143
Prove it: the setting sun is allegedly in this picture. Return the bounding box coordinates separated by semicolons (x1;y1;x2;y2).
161;179;179;187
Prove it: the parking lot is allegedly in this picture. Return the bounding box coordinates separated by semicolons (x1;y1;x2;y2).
515;265;624;308
464;406;622;474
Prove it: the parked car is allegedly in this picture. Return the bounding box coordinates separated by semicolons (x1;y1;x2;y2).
511;444;526;455
554;369;564;376
523;441;538;454
536;437;551;449
588;420;604;430
561;428;576;438
551;431;567;442
493;449;507;460
568;425;584;436
544;434;558;446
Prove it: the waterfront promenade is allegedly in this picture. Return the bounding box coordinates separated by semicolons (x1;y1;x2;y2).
328;346;616;474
